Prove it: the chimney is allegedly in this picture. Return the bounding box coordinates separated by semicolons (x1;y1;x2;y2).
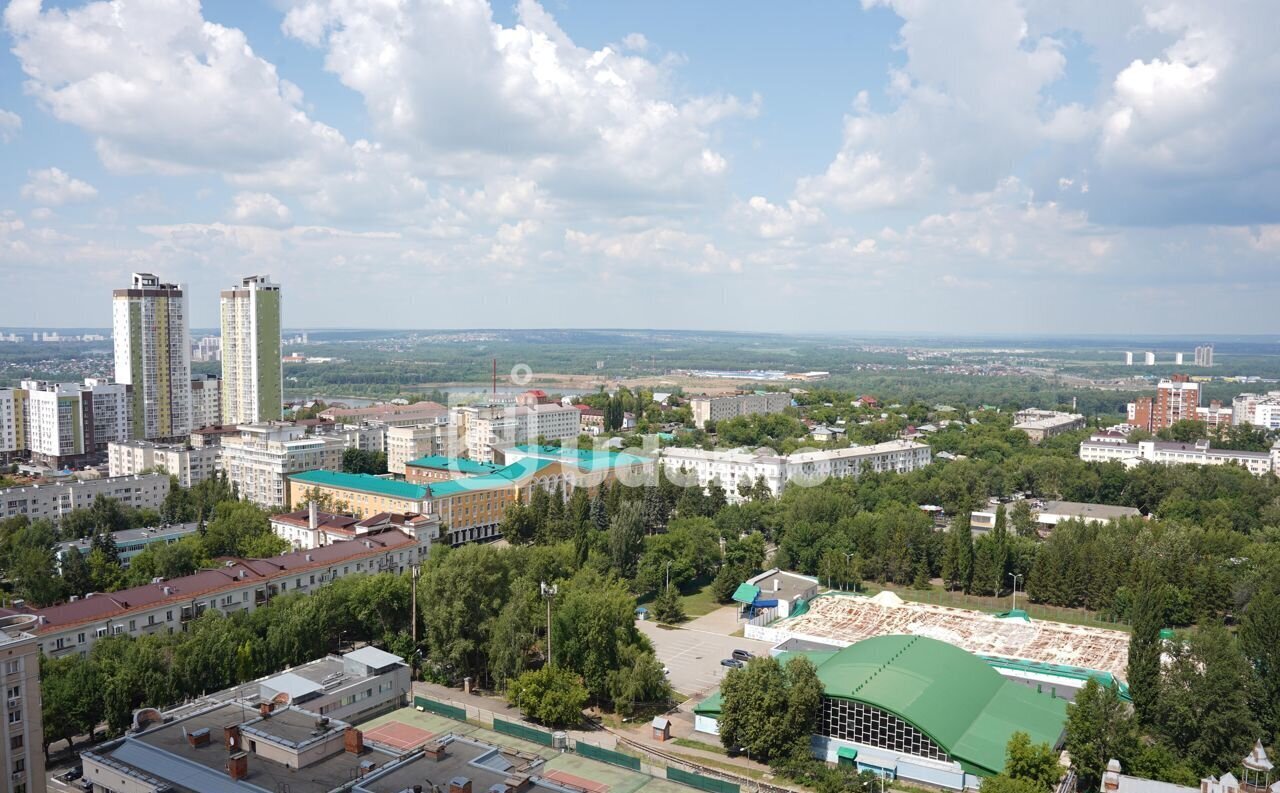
344;726;364;754
450;778;473;793
423;741;447;761
773;578;780;593
224;724;241;751
309;500;319;530
227;751;249;781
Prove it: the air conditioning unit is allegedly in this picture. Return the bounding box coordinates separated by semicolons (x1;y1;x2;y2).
7;697;20;709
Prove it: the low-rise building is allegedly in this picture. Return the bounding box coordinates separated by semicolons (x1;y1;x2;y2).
108;439;221;487
1;613;44;793
1012;409;1086;443
404;455;503;484
5;529;420;658
0;473;170;523
691;391;791;428
318;400;448;427
1079;433;1278;476
1035;501;1141;531
269;502;437;554
222;422;346;507
55;522;200;569
257;646;410;724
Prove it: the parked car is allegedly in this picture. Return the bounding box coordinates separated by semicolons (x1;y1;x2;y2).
65;767;83;781
731;649;754;662
720;658;745;669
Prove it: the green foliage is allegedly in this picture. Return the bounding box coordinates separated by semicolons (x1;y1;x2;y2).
1003;731;1061;789
718;656;823;764
507;666;588;728
202;500;280;557
1127;577;1166;726
651;584;686;624
1066;680;1137;792
1239;584;1280;743
342;447;388;475
606;642;673;716
607;500;645;578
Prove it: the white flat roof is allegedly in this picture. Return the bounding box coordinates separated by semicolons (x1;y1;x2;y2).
344;646;404;670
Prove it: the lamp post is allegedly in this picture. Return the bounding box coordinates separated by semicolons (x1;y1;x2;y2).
540;581;558;667
411;563;421;652
665;560;672;592
1008;573;1024;611
843;553;855;592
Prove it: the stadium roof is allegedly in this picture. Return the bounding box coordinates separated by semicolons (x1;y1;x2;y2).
289;470;428;500
813;635;1067;776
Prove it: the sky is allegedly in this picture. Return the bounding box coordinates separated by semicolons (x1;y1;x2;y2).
0;0;1278;333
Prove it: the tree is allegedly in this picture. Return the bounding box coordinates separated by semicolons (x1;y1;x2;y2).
60;548;93;597
942;516;974;592
607;501;645;578
342;447;387;475
509;666;588;727
500;503;539;545
652;585;686;624
202;501;274;557
40;654;102;759
554;570;645;699
420;544;512;683
1239;585;1280;743
1010;501;1036;537
718;656;822;764
1127;578;1166;726
589;487;609;532
1004;731;1061;789
1065;679;1136;792
606;643;672;716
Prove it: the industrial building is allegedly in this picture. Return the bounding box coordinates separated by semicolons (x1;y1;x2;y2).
257;646;410;724
694;635;1068;790
746;591;1131;700
1034;501;1142;531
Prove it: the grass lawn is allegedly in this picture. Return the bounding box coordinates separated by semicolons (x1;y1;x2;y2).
636;574;722;620
672;737;727;755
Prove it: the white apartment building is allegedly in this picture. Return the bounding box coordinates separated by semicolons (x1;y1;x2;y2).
269;503;438;558
690;392;792;428
113;273;192;441
4;379;131;468
1232;391;1280;430
385;421;452;474
190;373;222;429
221;275;283;425
453;403;580;463
318;423;387;454
15;530;419;659
660;439;932;502
1012;409;1086;443
0;389;19;458
108;440;221;487
1;614;44;793
221;423;345;507
0;473;170;523
1079;433;1278;476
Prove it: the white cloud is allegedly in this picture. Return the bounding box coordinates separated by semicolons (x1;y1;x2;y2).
729;196;824;239
621;33;648;52
20;167;98;205
0;109;20;142
229;192;293;228
281;0;756;196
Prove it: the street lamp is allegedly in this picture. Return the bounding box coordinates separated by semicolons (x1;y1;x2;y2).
665;560;673;592
540;581;558;667
411;564;421;655
843;553;855;592
1008;573;1024;611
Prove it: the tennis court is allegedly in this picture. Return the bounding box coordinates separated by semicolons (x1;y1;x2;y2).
544;769;610;793
363;720;435;751
543;752;650;793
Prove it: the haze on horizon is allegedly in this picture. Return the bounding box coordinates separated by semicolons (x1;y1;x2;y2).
1;0;1277;333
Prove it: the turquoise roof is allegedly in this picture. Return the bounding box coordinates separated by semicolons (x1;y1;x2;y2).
426;457;556;497
289;470;428;500
508;444;652;473
405;455;502;475
732;583;761;605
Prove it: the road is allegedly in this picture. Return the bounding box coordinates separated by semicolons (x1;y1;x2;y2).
637;619;774;699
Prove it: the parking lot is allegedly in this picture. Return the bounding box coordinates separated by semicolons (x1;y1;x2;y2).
637;619;774;698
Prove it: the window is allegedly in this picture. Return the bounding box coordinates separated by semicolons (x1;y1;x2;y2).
3;661;17;675
6;687;17;700
9;734;21;749
77;633;85;643
7;710;21;724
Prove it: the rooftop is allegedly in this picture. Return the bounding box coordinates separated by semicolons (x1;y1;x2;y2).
290;471;429;500
270;509;362;532
56;521;200;555
1039;501;1141;521
406;456;504;476
424;457;557;497
507;444;653;473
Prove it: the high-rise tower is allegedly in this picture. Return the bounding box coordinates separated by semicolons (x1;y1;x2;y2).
220;275;283;425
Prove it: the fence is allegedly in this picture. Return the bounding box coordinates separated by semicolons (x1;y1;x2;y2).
493;717;556;747
667;767;741;793
413;695;466;721
745;607;777;628
575;741;642;771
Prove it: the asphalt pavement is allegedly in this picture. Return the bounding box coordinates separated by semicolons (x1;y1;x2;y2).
637;618;774;698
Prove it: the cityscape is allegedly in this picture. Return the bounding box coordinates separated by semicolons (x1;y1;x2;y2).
1;4;1279;793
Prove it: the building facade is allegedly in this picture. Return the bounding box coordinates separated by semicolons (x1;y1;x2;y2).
1079;433;1278;475
1012;409;1086;443
0;473;170;523
385;421;452;474
5;379;131;468
108;440;221;488
189;373;222;429
112;273;192;441
452;402;580;463
690;392;792;428
221;423;345;508
220;275;283;425
1129;375;1203;434
660;440;932;502
1;614;44;793
1232;391;1280;430
55;523;200;570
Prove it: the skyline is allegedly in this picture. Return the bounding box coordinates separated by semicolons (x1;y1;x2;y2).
1;0;1278;332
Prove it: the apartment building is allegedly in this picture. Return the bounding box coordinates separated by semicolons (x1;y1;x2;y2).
1012;409;1086;444
1195;344;1214;367
1195;401;1234;430
0;390;20;461
318;401;448;427
318;422;386;454
4;530;419;659
221;275;283;425
1128;375;1203;433
0;473;170;523
1078;433;1278;475
112;273;192;441
453;401;580;463
1232;391;1280;429
269;502;437;554
1;614;43;793
221;423;345;507
55;523;199;570
660;440;932;503
108;439;221;487
0;379;131;469
189;373;222;429
385;420;452;474
690;392;792;428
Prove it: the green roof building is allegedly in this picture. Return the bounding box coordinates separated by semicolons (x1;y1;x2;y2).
695;635;1068;790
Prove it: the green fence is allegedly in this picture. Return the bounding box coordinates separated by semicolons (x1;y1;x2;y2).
575;742;641;771
493;717;555;747
667;767;740;793
414;696;466;721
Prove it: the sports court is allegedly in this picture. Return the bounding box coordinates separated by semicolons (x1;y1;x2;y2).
542;751;649;793
363;719;435;751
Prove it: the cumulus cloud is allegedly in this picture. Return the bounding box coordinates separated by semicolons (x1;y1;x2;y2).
0;109;20;142
729;196;824;239
21;168;98;205
229;192;293;228
281;0;757;196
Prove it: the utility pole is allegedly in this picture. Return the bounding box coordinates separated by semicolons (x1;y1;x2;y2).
665;560;672;592
411;564;420;649
844;552;855;592
1009;572;1024;611
541;581;558;666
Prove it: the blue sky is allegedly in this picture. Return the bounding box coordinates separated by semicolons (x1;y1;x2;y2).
1;0;1277;332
